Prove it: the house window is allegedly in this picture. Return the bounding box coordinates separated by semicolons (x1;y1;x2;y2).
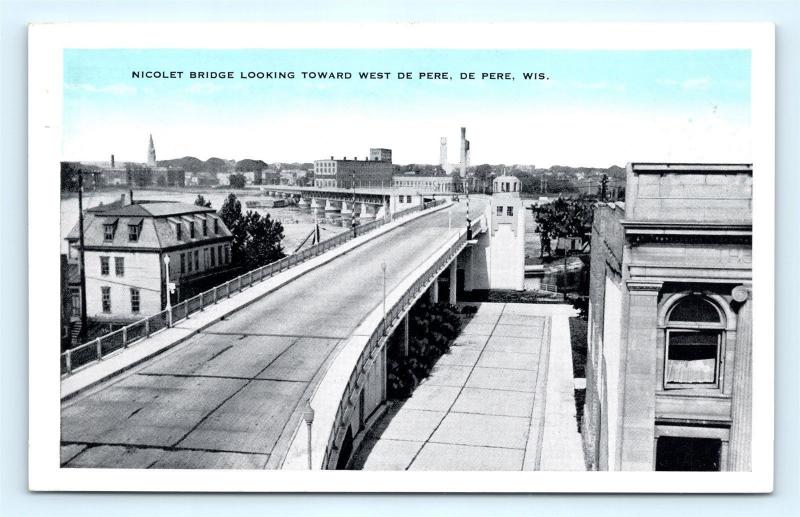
507;206;514;217
101;286;111;313
103;224;115;241
224;245;230;264
189;222;196;239
664;295;724;389
218;246;223;266
176;223;183;240
70;288;81;317
180;253;186;274
130;288;140;314
128;224;140;242
194;250;199;270
187;252;193;273
406;195;412;203
213;219;219;234
202;219;208;236
114;257;124;276
210;246;216;267
100;256;110;276
496;206;503;216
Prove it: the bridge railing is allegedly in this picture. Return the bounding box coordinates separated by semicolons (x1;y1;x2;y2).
61;198;447;377
321;228;468;469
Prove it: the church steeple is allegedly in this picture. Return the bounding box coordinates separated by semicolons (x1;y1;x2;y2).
147;134;157;166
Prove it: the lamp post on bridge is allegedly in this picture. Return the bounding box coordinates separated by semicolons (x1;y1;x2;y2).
303;400;315;470
381;261;387;336
351;170;358;238
465;180;472;240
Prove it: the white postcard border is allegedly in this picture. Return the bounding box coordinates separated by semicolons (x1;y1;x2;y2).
28;22;775;493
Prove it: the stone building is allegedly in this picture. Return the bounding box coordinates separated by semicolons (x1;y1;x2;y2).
584;163;753;471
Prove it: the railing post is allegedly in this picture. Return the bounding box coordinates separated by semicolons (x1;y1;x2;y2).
167;306;173;327
145;319;150;337
122;326;128;348
96;338;102;360
213;288;218;304
65;352;72;375
199;294;204;311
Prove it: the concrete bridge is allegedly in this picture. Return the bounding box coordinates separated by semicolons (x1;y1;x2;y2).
60;199;491;469
263;184;456;216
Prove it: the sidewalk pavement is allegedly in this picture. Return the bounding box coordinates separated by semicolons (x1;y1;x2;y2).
351;302;586;471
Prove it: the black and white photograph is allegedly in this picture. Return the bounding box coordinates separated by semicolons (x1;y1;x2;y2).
27;22;775;492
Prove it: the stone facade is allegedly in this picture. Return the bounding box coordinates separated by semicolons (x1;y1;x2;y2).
584;163;753;471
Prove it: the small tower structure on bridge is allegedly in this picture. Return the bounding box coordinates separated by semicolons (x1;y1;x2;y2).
489;173;525;290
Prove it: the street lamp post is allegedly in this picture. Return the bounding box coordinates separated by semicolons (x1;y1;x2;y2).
381;261;387;335
303;400;315;470
465;183;472;240
351;170;357;238
163;255;173;326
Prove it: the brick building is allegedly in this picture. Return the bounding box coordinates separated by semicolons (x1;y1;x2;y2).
584;163;753;471
314;149;394;188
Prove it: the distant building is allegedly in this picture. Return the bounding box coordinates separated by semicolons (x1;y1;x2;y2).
369;148;393;163
393;175;457;193
147;134;157;167
280;168;307;186
65;195;234;324
488;174;525;290
584;163;753;472
314;151;394;188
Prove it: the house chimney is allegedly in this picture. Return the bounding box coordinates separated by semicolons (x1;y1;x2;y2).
120;193;127;205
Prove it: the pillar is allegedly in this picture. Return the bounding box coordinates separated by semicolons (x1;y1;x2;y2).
618;281;662;471
728;285;752;471
430;277;439;303
402;314;410;356
463;248;474;292
449;263;458;305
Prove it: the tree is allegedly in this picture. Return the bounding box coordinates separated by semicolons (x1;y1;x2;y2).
229;173;246;189
218;193;285;269
534;196;595;257
194;194;212;208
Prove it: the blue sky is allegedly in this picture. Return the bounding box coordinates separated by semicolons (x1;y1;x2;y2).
63;49;751;166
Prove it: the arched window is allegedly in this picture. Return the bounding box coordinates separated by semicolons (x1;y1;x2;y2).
664;295;725;389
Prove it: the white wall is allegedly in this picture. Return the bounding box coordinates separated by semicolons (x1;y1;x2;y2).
602;275;623;471
85;250;162;320
488;197;525;290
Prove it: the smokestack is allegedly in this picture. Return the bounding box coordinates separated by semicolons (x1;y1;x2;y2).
111;154;115;168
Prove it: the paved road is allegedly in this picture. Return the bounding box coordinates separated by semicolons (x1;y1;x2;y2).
61;200;484;469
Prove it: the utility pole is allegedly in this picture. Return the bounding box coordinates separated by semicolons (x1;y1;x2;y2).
351;170;357;238
465;182;472;240
600;174;608;201
77;171;88;343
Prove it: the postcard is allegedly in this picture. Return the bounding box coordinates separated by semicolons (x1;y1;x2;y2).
28;22;774;492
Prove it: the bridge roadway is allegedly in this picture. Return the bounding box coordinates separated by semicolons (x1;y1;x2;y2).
61;199;485;469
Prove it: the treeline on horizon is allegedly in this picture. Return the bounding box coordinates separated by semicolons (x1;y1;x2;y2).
61;156;625;197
